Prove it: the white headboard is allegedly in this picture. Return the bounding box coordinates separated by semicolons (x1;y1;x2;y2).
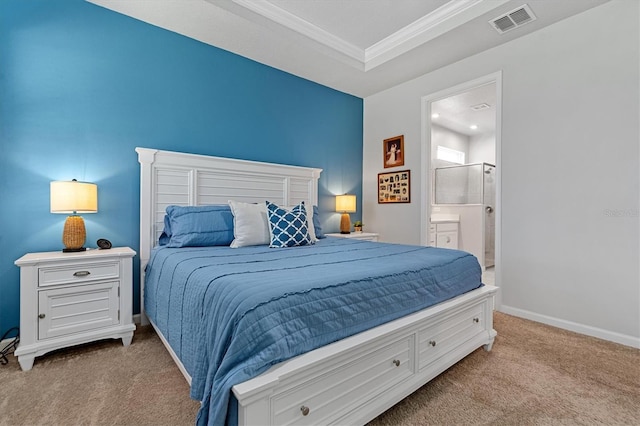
136;147;322;321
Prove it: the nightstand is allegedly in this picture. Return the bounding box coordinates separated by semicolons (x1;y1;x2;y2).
14;247;136;371
326;232;379;242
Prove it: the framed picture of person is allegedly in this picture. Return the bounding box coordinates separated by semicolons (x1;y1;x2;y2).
378;170;410;204
383;135;404;168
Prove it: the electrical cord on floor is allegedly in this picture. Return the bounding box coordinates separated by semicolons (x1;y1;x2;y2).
0;327;19;365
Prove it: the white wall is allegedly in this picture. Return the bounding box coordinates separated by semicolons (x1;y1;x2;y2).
363;0;639;346
469;133;495;164
431;124;470;168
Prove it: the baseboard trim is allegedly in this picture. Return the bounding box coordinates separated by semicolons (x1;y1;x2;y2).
499;305;640;349
8;312;638;350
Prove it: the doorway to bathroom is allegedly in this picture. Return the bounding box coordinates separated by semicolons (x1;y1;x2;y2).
420;72;501;295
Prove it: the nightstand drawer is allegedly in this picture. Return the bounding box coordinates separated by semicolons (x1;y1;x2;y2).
39;261;120;287
38;281;120;340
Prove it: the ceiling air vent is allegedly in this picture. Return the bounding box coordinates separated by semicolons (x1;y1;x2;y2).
490;4;536;34
470;103;491;111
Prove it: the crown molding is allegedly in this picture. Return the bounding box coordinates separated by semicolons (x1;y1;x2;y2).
231;0;510;71
364;0;510;70
231;0;363;63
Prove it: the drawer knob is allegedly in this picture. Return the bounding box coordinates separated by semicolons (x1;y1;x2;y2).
473;317;480;323
38;313;45;319
73;270;91;277
392;359;400;367
429;340;437;347
300;406;310;416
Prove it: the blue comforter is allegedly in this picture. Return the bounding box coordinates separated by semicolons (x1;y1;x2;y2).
144;237;482;425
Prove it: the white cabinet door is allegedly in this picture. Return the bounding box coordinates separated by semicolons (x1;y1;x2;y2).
436;231;458;249
38;281;120;340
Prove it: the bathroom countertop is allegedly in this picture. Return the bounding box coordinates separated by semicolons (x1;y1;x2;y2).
430;213;460;223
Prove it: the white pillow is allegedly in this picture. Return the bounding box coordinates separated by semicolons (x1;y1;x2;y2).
228;200;270;248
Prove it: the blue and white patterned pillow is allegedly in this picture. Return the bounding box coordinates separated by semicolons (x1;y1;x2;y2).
266;201;313;248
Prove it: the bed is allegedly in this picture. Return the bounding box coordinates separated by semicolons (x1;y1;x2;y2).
137;147;498;426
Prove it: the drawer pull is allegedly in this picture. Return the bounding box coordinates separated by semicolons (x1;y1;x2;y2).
429;340;437;347
473;317;480;323
73;271;91;277
300;406;310;416
38;313;45;319
392;359;400;367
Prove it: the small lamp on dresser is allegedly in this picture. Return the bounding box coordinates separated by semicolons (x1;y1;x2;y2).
335;194;356;234
50;179;97;252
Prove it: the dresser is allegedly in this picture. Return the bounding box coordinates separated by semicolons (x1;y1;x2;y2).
14;247;136;371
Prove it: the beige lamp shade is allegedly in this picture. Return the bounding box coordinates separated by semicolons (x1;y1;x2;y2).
50;180;98;252
335;194;356;213
50;180;98;213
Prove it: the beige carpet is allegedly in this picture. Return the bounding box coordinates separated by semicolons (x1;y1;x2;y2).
1;312;638;425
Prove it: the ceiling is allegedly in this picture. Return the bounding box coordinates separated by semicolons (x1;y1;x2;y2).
87;0;609;98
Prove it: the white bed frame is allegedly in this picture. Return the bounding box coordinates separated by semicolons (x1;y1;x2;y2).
137;147;498;426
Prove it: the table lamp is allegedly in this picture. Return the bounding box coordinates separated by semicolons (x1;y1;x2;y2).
50;179;98;252
335;194;356;234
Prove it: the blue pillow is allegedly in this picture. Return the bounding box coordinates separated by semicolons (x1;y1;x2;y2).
312;205;325;239
266;201;313;248
160;205;234;247
158;214;172;246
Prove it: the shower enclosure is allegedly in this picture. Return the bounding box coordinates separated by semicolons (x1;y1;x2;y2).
434;163;495;267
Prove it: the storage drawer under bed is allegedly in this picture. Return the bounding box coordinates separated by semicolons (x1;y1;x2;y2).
271;333;415;426
417;300;486;371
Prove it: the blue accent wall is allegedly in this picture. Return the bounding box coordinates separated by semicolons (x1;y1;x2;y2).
0;0;363;335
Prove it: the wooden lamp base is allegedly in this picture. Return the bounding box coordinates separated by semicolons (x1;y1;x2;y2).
339;213;351;234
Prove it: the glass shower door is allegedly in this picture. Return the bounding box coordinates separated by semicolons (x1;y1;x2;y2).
484;164;495;268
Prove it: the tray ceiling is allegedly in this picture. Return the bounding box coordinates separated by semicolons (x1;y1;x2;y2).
87;0;609;97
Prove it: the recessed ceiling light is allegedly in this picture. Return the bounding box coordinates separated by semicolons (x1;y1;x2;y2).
470;124;478;130
431;113;440;119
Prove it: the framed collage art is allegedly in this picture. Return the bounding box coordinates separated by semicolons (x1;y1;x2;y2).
378;170;410;203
